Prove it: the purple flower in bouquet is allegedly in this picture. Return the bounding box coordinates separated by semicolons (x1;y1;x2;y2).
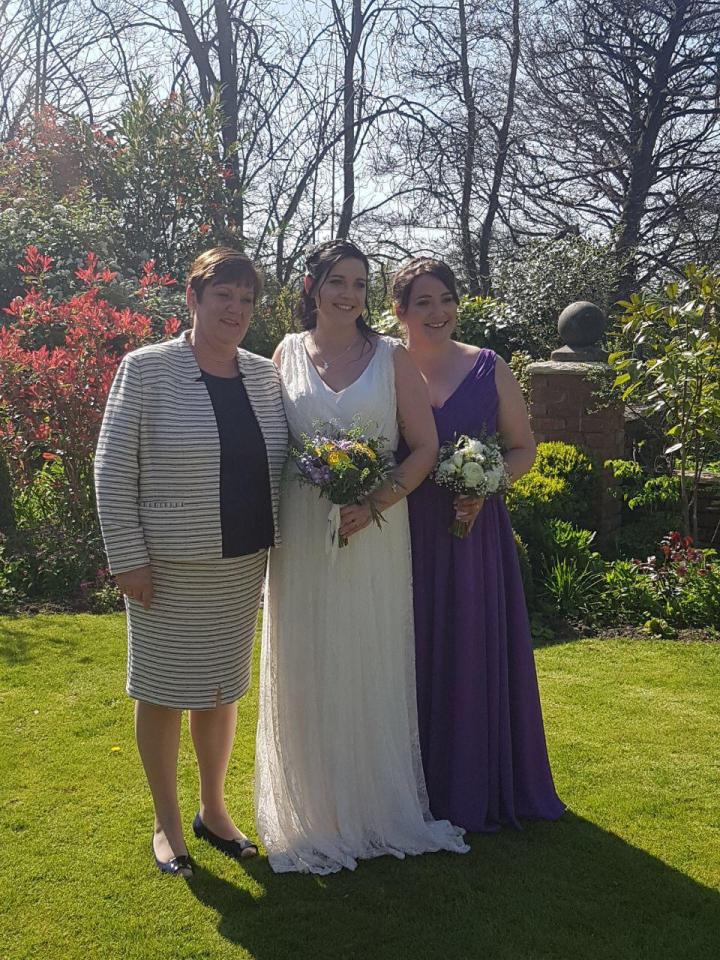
290;424;393;551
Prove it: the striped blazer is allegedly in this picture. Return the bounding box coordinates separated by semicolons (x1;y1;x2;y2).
94;331;288;575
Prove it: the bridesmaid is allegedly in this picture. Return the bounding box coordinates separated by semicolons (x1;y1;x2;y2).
394;257;564;832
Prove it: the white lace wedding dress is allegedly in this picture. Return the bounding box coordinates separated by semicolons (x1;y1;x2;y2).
255;333;469;873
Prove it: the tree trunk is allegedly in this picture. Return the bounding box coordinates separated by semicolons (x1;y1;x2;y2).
214;0;239;167
336;0;362;239
477;0;520;296
614;0;688;299
458;0;480;293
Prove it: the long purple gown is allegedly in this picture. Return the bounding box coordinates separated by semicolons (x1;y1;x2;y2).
405;349;564;831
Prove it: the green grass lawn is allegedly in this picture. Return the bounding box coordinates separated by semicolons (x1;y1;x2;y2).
1;615;719;960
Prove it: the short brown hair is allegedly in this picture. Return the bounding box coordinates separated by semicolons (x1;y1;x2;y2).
392;257;460;311
187;247;264;302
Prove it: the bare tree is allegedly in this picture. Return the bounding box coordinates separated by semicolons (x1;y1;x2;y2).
521;0;720;295
0;0;170;137
383;0;524;292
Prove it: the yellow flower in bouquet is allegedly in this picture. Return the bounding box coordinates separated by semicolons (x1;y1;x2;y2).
327;450;352;467
353;442;377;461
291;424;393;553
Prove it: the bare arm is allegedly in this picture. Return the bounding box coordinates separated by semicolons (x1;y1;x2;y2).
496;356;536;481
378;344;438;507
340;344;438;537
454;354;536;533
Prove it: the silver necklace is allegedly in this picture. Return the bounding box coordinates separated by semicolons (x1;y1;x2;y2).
306;331;361;372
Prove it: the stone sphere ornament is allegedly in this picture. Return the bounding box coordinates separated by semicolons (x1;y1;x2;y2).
551;301;608;362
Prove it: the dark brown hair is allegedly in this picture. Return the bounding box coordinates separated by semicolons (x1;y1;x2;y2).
299;239;373;336
392;257;460;311
187;247;264;303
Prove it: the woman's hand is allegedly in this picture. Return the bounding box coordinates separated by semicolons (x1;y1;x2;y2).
454;494;485;533
339;501;374;540
116;564;154;609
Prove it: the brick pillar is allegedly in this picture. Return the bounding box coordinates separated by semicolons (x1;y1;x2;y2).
528;360;624;548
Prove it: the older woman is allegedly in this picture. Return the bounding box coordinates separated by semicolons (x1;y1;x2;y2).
95;247;287;876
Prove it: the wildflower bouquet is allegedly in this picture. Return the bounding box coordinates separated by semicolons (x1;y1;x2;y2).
432;433;509;538
292;426;393;552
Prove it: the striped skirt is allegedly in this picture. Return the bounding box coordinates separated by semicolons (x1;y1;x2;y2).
126;550;267;709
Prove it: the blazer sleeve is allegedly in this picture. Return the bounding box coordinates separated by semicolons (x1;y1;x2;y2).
94;353;150;575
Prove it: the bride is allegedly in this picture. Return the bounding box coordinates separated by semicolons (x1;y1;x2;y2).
255;239;469;873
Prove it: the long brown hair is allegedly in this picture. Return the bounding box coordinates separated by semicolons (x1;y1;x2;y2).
392;257;460;311
299;239;373;338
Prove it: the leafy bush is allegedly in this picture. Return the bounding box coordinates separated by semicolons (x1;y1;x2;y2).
0;190;121;309
507;442;599;565
545;519;602;569
0;89;240;313
0;448;15;534
0;524;111;612
455;296;515;358
633;532;720;627
100;82;241;276
605;459;681;512
605;459;682;559
0;247;175;521
610;264;720;541
244;282;297;358
485;235;628;358
615;516;681;563
508;350;533;401
531;520;604;622
599;560;664;625
0;246;179;611
513;531;534;608
539;557;605;621
597;533;720;627
533;443;598;524
506;473;573;561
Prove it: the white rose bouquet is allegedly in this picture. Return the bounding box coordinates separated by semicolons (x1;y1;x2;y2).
432;434;509;538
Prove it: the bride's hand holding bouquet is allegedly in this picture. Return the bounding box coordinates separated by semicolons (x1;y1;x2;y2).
291;426;393;554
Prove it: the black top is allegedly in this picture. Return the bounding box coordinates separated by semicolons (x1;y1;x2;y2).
201;371;275;557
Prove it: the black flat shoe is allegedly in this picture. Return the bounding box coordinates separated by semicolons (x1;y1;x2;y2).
192;813;258;861
152;838;194;877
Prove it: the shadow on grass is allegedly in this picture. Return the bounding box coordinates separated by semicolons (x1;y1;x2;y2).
188;813;719;960
0;618;80;666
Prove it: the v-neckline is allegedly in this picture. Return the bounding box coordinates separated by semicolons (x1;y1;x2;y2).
431;351;483;411
303;338;379;396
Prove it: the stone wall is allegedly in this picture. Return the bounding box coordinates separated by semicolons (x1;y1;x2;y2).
528;360;624;546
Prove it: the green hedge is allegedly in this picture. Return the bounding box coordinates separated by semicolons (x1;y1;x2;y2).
507;441;599;565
